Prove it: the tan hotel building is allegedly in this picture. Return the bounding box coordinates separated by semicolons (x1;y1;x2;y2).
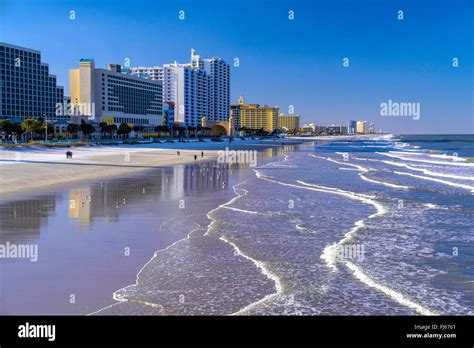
278;114;300;132
231;96;279;132
70;59;163;127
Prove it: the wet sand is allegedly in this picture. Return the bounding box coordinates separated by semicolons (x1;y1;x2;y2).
0;148;218;199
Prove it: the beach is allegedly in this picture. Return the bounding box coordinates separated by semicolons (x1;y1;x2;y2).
0;138;295;315
0;146;217;199
1;135;473;316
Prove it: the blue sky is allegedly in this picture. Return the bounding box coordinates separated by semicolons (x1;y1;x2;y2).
1;0;472;134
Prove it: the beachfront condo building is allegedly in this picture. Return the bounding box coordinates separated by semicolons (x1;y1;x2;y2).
70;59;163;127
348;120;357;134
131;49;230;127
162;63;210;127
231;96;279;132
278;114;300;132
129;66;164;80
356;121;369;134
0;42;65;121
300;123;316;133
369;122;375;134
202;57;230;123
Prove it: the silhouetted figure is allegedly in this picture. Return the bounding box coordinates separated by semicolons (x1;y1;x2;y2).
177;151;180;156
201;151;204;158
194;155;197;161
66;151;73;159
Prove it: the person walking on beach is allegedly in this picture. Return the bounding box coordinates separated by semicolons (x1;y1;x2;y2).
194;155;197;161
177;151;180;156
201;151;204;158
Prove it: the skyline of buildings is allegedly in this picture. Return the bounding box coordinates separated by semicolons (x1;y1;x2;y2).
1;41;380;135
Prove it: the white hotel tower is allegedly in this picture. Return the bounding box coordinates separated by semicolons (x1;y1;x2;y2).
132;49;230;127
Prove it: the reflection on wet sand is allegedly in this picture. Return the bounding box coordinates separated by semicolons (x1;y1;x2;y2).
0;146;291;236
0;196;57;239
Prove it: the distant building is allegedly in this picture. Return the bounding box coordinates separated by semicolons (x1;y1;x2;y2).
278;114;300;133
327;124;348;135
369;122;375;134
300;123;316;133
348;120;357;134
69;59;163;127
231;96;279;132
230;95;245;130
356;121;369;134
0;42;65;120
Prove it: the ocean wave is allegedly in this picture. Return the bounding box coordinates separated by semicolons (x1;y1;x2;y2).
393;171;474;193
253;172;435;315
382;160;474;181
378;152;473;166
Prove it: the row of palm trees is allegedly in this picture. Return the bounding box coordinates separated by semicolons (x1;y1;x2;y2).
1;117;286;142
153;125;212;137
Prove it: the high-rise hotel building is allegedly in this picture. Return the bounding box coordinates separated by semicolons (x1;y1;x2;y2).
356;121;369;134
278;114;300;132
70;59;163;127
162;63;210;127
0;42;64;120
131;49;230;127
231;96;279;132
129;66;164;80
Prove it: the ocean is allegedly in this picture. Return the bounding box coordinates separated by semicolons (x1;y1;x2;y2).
95;134;474;315
1;135;472;315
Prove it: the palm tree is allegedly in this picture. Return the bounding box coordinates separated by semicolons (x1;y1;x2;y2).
81;123;96;139
107;124;118;138
162;125;170;136
118;123;132;138
22;118;36;141
99;122;108;138
67;123;79;139
154;125;164;135
187;126;196;137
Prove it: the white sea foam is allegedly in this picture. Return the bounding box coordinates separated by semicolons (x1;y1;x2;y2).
317;154;411;189
359;172;411;189
345;261;437;315
222;206;260;214
393;171;474;193
382;160;474;181
226;234;285;315
377;152;473;167
254;168;435;315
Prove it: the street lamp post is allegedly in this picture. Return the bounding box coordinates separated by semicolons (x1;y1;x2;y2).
43;114;48;142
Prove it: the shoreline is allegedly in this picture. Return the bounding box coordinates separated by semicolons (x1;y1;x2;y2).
0;148;218;201
0;138;311;201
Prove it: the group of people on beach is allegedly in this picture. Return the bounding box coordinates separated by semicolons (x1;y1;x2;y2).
177;151;204;161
